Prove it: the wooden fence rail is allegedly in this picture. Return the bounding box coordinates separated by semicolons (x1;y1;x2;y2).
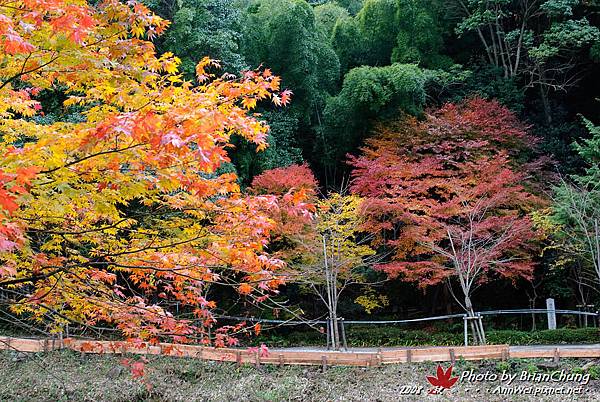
1;336;599;367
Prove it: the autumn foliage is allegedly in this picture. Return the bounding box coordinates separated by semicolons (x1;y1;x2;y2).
0;0;306;346
251;163;376;350
251;163;318;196
349;99;544;290
248;164;318;256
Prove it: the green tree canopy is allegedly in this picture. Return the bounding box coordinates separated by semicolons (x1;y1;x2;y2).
550;119;600;287
331;0;449;72
335;0;364;15
315;2;350;39
143;0;246;77
241;0;340;118
317;63;428;175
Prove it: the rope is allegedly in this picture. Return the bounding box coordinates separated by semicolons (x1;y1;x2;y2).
216;308;599;326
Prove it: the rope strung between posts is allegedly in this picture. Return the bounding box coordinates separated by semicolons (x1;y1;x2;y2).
214;308;599;326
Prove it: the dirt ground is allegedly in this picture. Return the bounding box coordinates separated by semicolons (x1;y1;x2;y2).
0;350;598;401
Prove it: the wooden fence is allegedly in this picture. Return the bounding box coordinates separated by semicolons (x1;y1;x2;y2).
1;336;599;367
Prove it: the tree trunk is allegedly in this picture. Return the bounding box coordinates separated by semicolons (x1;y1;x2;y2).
530;296;537;331
323;235;339;350
465;295;485;345
442;285;452;314
594;219;600;284
329;277;340;350
327;284;340;350
539;82;552;125
332;308;340;350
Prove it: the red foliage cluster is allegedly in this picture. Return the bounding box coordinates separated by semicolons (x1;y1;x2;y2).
251;163;318;195
250;164;318;240
424;98;536;151
0;167;38;253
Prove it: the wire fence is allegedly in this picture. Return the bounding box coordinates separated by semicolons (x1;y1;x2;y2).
2;305;596;347
217;308;600;348
216;308;599;326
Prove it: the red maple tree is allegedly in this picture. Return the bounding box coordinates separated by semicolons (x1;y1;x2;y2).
349;99;545;342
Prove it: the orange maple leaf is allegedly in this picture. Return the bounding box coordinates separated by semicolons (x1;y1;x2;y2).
238;283;253;295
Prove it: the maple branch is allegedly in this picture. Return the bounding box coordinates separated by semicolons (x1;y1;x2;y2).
39;143;145;174
0;53;59;91
0;266;66;288
27;218;131;235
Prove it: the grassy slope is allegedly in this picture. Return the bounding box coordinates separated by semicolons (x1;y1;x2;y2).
0;350;599;401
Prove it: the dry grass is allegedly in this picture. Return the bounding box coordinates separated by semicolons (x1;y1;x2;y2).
0;350;598;401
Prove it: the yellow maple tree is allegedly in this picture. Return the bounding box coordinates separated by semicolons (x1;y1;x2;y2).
0;0;299;346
